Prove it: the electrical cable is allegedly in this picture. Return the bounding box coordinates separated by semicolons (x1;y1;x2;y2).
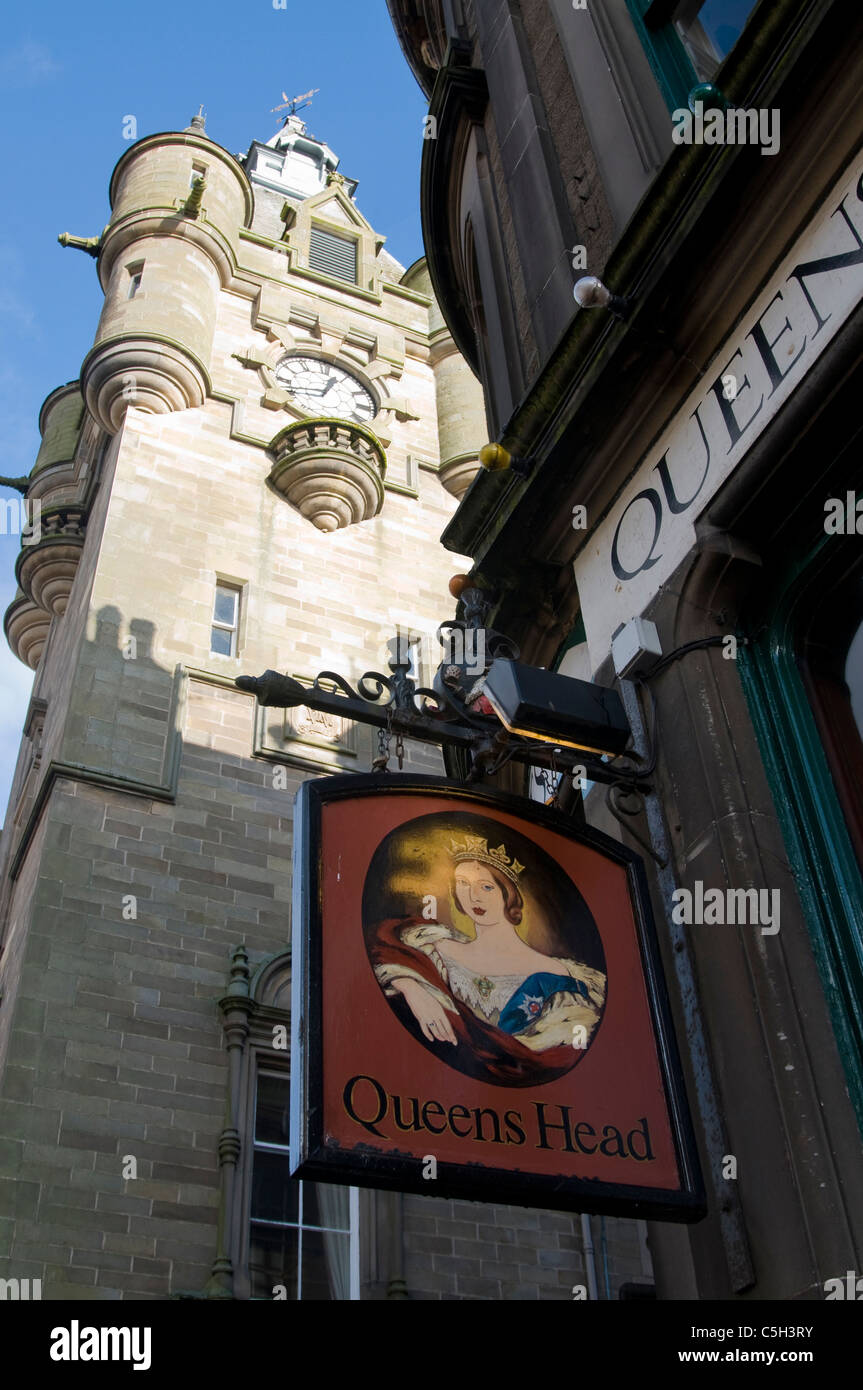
605;783;667;866
641;634;732;681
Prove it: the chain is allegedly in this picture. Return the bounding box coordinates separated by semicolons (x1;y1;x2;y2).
395;730;405;771
534;762;562;807
372;706;395;773
549;748;562;808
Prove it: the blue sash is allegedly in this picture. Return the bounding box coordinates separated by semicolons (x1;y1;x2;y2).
497;972;592;1035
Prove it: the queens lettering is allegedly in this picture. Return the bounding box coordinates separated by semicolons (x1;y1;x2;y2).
610;172;863;584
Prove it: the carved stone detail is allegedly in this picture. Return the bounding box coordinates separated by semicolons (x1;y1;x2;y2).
267;419;386;533
81;337;209;433
3;592;52;669
438;451;482;500
16;508;86;616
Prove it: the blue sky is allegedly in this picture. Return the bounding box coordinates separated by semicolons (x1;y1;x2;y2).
0;1;428;813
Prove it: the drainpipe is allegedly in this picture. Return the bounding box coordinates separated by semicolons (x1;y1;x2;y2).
581;1213;599;1300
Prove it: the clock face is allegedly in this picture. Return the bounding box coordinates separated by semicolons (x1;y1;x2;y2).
274;356;376;425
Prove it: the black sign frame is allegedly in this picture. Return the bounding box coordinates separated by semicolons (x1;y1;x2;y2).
290;773;705;1222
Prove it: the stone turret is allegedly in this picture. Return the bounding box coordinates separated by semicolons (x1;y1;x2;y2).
81;114;254;432
402;259;486;499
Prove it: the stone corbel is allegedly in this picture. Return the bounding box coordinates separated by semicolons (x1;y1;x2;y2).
379;396;420;423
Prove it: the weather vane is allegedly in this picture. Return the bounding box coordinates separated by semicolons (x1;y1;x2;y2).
271;88;320;121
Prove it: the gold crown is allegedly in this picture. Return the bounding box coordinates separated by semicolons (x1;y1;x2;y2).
449;835;525;885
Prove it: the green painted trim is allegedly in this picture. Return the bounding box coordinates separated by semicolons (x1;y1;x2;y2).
552;613;587;672
239;229;289;250
625;0;699;111
383;280;430;306
289;263;382;305
738;538;863;1134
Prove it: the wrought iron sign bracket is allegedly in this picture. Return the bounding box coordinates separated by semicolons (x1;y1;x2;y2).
236;641;651;794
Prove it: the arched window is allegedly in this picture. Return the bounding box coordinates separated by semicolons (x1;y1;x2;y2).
216;949;360;1299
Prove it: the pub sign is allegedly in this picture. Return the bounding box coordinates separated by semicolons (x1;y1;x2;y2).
290;774;704;1220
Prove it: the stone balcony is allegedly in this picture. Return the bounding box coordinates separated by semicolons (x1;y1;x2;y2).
267;418;387;533
15;505;87;618
4;590;52;669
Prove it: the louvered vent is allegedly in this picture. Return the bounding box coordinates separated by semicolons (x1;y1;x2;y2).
309;226;358;283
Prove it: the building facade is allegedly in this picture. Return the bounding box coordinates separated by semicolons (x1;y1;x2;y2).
0;106;651;1299
386;0;863;1298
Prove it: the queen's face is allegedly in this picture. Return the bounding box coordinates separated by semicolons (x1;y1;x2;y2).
454;860;506;927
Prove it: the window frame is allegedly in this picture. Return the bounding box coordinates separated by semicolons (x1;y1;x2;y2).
126;261;144;299
626;0;762;110
248;1064;360;1301
739;530;863;1134
210;581;242;659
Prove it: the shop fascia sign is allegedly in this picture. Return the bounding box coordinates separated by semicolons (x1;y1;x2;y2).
575;152;863;669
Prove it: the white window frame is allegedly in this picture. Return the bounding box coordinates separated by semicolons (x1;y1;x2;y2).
211;582;241;658
250;1069;359;1300
126;261;144;299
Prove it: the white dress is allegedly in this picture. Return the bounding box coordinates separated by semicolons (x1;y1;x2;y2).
374;921;606;1052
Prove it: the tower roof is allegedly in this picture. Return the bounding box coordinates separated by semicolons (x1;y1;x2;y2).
243;114;356;202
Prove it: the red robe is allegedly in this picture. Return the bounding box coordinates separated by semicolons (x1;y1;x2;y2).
370;917;593;1088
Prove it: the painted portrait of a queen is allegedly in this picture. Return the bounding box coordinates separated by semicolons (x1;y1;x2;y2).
363;814;607;1086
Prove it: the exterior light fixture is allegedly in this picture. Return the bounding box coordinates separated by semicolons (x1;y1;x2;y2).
479;443;511;471
479;659;631;756
479;443;533;478
573;276;631;320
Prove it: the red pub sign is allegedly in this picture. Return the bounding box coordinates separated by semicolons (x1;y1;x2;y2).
290;775;704;1220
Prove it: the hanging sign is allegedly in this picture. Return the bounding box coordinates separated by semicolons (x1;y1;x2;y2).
290;774;704;1220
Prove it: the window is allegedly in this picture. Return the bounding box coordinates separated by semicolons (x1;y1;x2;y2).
668;0;760;81
211;583;240;657
628;0;761;108
308;226;358;284
190;162;207;188
249;1072;359;1300
127;261;144;299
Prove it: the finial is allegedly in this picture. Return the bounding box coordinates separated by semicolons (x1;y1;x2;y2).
187;105;206;132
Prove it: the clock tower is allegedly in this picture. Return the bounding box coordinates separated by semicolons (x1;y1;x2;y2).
0;107;651;1301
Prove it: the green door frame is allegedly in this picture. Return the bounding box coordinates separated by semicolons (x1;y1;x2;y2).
739;531;863;1132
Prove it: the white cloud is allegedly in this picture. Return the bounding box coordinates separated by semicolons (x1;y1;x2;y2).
0;40;60;85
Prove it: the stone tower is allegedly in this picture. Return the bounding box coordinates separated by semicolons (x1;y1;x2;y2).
0;110;651;1300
